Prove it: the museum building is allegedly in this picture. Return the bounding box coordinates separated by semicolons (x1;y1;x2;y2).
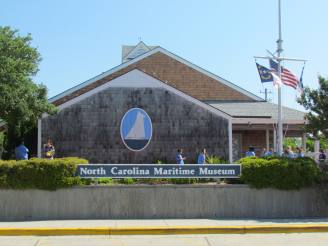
38;42;306;163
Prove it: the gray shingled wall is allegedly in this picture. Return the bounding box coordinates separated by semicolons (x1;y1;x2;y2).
42;88;229;163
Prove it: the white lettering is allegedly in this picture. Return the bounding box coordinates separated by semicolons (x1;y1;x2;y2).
80;167;106;176
199;168;235;176
154;167;163;175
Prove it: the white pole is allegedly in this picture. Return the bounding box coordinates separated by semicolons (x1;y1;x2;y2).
273;127;277;152
228;120;233;163
302;132;307;152
37;119;42;158
266;129;270;150
277;0;283;155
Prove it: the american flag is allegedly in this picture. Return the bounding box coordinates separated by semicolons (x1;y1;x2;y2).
269;59;299;89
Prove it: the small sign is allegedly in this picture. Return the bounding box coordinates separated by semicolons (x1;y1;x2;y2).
76;164;241;178
120;108;152;151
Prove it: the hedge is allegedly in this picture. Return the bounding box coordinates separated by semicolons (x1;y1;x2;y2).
0;156;323;190
237;156;320;190
0;157;88;190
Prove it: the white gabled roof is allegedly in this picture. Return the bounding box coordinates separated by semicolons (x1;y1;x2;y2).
49;46;263;104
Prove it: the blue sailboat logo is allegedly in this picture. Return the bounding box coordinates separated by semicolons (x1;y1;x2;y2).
120;108;152;151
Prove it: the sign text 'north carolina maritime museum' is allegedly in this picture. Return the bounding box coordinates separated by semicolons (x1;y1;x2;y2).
77;164;241;178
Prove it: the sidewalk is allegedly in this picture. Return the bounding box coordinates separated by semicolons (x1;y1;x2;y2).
0;219;328;236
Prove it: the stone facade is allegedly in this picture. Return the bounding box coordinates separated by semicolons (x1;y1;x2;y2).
42;87;229;163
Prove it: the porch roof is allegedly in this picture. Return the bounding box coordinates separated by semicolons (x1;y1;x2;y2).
208;101;306;124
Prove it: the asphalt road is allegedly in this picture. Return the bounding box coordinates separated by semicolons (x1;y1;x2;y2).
1;233;328;246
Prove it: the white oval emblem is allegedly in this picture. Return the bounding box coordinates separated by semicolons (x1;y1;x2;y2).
120;108;152;151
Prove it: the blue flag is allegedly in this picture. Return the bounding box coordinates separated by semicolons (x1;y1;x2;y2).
256;63;273;83
269;59;278;71
298;63;305;93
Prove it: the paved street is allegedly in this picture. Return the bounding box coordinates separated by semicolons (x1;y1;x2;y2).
1;233;328;246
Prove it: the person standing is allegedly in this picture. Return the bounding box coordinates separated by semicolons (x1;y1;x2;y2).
197;148;206;164
245;146;256;157
264;148;274;157
15;141;29;160
295;147;304;158
260;148;267;157
283;146;295;158
319;149;326;162
176;149;186;165
44;139;55;159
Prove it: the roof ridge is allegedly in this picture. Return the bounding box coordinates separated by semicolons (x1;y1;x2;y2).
50;46;264;104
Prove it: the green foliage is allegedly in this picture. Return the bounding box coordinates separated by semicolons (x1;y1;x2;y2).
206;155;226;164
283;138;300;149
0;157;88;190
298;76;328;138
306;136;328;152
170;178;198;184
95;178;114;185
0;26;57;159
119;178;136;184
237;156;320;190
0;132;4;159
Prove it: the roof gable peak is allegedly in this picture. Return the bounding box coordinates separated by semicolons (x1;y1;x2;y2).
50;46;263;104
122;41;157;63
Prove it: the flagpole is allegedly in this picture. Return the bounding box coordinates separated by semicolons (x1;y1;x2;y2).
254;1;307;156
277;0;283;155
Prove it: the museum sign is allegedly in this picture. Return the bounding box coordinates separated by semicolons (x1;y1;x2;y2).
76;164;241;178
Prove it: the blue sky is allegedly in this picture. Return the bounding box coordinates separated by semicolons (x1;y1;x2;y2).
1;0;327;111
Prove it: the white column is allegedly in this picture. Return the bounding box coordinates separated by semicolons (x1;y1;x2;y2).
228;120;233;163
302;133;307;152
37;119;42;158
273;128;277;153
314;139;320;153
266;129;270;150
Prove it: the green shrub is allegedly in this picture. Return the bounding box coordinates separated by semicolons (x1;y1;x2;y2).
237;156;320;190
0;157;88;190
119;178;136;184
95;178;114;185
170;178;198;184
206;155;226;164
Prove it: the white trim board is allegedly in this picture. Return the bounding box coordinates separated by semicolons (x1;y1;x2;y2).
232;118;306;124
45;69;232;121
49;47;263;104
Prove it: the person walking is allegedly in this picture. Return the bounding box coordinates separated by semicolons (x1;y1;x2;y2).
15;141;29;160
176;149;186;165
197;148;207;164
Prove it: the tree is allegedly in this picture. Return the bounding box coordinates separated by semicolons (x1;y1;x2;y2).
306;137;328;152
298;76;328;139
0;26;57;159
0;132;4;158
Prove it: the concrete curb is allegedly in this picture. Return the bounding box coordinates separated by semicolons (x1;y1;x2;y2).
1;224;328;236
